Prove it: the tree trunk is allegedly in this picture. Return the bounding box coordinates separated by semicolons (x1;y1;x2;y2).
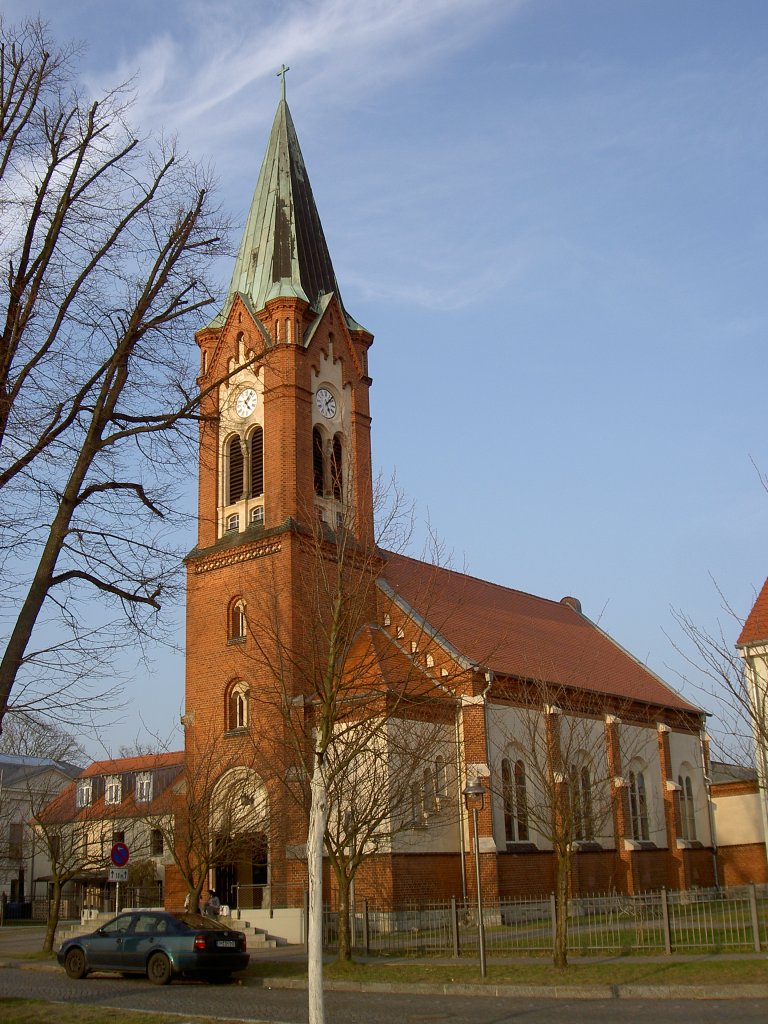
335;871;352;962
43;877;63;953
553;847;570;968
307;758;329;1024
0;393;107;722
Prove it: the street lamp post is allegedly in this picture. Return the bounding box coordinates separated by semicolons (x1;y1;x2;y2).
463;777;487;977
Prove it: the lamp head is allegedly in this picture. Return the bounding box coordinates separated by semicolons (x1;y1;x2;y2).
463;777;485;810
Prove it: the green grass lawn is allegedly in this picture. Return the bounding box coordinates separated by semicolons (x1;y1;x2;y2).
249;956;767;987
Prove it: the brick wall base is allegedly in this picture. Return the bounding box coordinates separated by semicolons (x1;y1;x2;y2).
717;843;768;886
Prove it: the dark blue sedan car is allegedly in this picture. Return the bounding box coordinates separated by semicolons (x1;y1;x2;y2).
57;910;249;984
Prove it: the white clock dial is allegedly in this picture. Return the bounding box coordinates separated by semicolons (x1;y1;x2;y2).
316;387;337;419
235;387;258;418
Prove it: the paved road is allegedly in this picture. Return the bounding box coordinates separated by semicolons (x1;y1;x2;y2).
1;966;767;1024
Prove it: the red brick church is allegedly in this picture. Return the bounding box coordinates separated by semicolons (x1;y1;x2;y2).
171;85;721;913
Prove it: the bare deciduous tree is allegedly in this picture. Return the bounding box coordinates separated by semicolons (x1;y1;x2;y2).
670;606;760;768
34;780;130;952
488;683;651;967
0;712;86;765
225;480;459;1021
0;16;230;730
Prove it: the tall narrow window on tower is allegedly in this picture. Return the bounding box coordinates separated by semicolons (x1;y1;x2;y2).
228;436;244;504
313;427;325;496
250;427;264;497
331;435;343;500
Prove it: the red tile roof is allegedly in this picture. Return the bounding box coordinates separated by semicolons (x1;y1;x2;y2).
80;751;184;778
38;752;185;824
738;577;768;647
381;552;699;714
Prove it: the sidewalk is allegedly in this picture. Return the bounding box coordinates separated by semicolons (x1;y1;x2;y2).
1;925;766;1001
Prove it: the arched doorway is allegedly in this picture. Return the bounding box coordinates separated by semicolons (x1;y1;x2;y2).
210;767;270;910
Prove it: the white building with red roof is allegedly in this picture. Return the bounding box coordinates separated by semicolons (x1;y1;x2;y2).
736;577;768;871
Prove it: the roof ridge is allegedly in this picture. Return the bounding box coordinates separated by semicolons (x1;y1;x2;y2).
382;549;574;611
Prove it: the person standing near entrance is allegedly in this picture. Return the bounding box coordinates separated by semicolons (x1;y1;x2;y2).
204;889;220;917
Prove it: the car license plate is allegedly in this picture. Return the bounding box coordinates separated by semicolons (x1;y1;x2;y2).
217;940;236;947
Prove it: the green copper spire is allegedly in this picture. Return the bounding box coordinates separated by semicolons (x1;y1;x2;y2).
209;76;362;334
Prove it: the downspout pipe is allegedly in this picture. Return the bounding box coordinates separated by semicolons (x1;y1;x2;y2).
482;670;495;840
699;724;719;890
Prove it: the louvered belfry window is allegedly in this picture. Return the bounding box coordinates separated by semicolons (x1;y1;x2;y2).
313;428;324;496
228;436;244;504
250;427;264;497
331;435;343;500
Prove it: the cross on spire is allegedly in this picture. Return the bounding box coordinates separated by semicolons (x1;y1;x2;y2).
276;64;290;100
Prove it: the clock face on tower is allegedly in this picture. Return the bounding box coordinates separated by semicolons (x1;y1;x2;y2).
235;387;258;418
315;387;337;419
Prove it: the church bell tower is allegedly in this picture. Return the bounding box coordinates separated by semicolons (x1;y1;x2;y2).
181;78;376;904
192;76;374;551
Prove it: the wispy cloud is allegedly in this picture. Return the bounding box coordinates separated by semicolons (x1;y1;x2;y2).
83;0;525;136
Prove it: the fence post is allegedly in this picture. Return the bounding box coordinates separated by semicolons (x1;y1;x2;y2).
451;896;460;958
303;888;309;950
550;892;557;954
362;898;370;955
660;888;672;955
749;883;761;953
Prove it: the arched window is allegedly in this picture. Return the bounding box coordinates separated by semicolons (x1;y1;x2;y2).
227;681;249;731
502;758;514;844
678;774;697;841
423;767;435;816
312;427;324;496
514;760;529;840
331;435;343;500
435;755;447;801
570;764;593;840
410;782;422;825
229;600;246;642
629;770;650;841
250;427;264;497
502;757;529;844
228;436;244;504
580;765;593;840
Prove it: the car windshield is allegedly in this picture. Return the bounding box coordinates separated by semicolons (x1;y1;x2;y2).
172;912;235;932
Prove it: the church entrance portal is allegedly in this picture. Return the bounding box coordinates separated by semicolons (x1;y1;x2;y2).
215;831;268;910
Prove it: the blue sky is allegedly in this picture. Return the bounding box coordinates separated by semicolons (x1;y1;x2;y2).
10;0;767;754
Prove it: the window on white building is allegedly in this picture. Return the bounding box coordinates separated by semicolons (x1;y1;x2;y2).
502;757;529;844
135;772;152;803
570;763;595;841
105;775;122;805
435;755;447;802
678;774;697;841
628;770;650;841
76;779;92;808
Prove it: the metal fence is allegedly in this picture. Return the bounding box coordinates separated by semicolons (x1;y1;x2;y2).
322;885;768;957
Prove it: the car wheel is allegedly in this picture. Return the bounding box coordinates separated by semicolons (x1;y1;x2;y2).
147;952;172;986
64;947;88;980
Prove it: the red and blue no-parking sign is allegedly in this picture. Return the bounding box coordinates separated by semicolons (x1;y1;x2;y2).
111;842;130;867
